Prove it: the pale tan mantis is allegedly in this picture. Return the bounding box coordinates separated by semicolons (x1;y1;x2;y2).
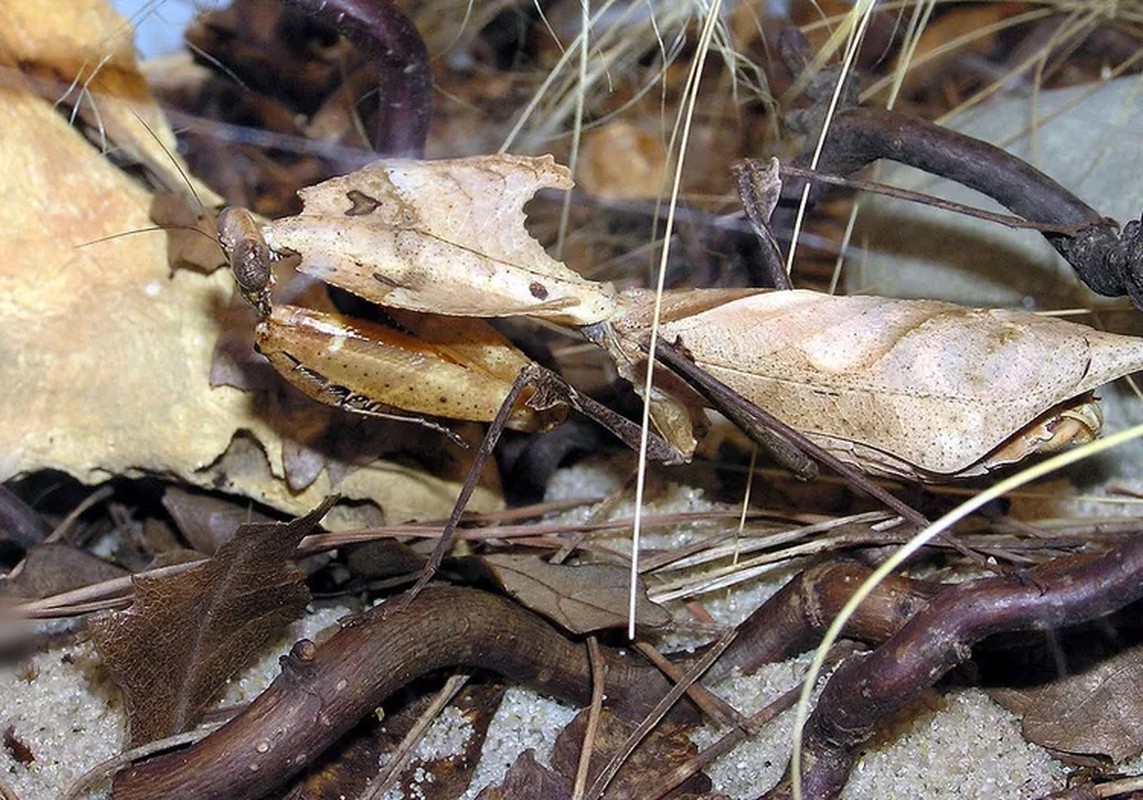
219;154;1143;468
217;152;1143;588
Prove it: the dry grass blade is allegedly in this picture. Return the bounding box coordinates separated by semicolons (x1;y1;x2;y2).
584;628;736;800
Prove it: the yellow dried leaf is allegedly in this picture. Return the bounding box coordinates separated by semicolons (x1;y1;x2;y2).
579;121;667;201
0;0;218;205
0;1;500;526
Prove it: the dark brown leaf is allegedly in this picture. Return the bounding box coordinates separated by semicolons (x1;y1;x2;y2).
551;708;711;800
3;725;35;765
473;749;572;800
344;539;425;579
89;498;334;746
0;542;127;599
991;645;1143;762
474;554;671;634
161;486;276;555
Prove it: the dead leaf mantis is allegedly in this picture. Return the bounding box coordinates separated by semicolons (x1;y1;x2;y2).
215;153;1143;591
218;153;1143;474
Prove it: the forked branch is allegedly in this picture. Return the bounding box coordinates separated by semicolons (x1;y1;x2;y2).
779;27;1143;310
763;535;1143;800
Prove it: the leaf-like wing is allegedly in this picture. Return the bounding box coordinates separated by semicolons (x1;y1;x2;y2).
264;154;616;326
614;289;1143;478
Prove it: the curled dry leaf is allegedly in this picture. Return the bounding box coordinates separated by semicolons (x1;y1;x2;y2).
161;486;276;555
89;499;332;747
0;0;218;205
474;749;572;800
0;543;127;600
475;553;672;635
0;1;501;526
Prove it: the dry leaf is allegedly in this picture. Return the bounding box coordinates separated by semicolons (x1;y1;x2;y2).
991;645;1143;763
89;500;331;746
474;554;672;634
161;486;276;555
579;121;667;201
550;708;713;800
261;154;616;326
474;749;572;800
0;543;127;599
607;288;1143;479
0;0;218;204
0;2;501;526
2;726;35;766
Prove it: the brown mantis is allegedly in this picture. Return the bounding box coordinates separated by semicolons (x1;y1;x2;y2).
216;152;1143;590
218;153;1143;471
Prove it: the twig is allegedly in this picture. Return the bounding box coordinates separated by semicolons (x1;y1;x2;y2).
763;536;1143;799
779;25;1143;310
708;560;935;683
60;721;227;800
583;629;737;800
110;585;695;800
571;637;606;800
281;0;432;157
0;776;22;800
634;641;744;728
360;673;470;800
641;643;859;800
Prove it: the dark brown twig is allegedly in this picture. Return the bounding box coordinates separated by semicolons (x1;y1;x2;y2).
777;163;1094;236
709;560;937;682
794;106;1143;305
281;0;432;157
112;584;696;800
780;27;1143;310
584;629;738;800
106;559;926;799
763;536;1143;800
